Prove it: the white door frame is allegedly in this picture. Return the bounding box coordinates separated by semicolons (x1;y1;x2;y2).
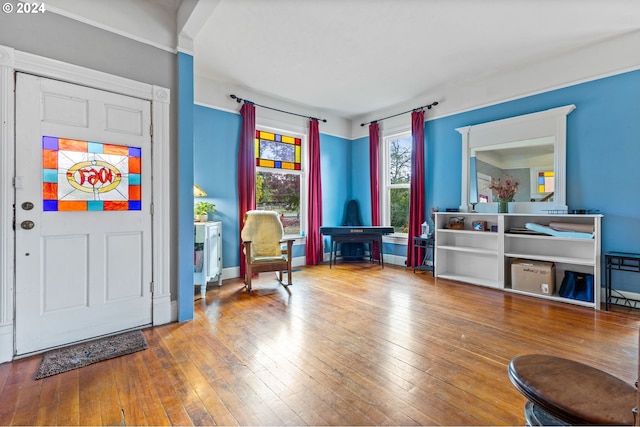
0;44;173;362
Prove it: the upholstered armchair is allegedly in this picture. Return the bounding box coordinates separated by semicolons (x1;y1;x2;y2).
241;210;294;293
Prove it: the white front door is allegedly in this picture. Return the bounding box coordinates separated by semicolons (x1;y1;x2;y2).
14;73;153;355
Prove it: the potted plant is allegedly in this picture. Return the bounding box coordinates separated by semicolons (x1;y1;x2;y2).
194;201;216;222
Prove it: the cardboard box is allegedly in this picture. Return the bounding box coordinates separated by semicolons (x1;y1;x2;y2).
511;259;555;296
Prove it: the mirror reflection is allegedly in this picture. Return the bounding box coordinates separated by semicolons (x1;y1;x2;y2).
458;105;574;213
470;136;555;204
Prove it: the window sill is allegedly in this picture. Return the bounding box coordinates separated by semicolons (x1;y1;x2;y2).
383;234;409;245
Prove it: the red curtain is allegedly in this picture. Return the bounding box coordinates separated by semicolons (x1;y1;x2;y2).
406;110;425;267
238;103;256;278
306;119;323;265
369;122;381;260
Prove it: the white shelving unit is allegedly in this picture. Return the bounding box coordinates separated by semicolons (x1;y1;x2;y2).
435;212;602;309
194;221;223;299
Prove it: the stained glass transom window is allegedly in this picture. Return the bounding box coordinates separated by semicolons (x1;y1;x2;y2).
42;136;141;211
537;171;555;193
255;130;301;170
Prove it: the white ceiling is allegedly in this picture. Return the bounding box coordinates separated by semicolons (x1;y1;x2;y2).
193;0;640;119
43;0;640;120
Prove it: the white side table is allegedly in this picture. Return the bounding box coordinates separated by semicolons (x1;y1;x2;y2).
194;221;222;299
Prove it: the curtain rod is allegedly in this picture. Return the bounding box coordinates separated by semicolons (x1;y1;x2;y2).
360;101;439;127
230;94;327;123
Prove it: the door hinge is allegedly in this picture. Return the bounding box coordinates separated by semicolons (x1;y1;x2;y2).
150;203;154;215
150;281;154;293
149;124;153;137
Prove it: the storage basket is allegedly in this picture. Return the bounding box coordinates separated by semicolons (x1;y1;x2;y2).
446;217;465;230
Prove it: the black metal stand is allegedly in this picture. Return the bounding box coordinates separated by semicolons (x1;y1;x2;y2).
605;252;640;311
413;236;434;274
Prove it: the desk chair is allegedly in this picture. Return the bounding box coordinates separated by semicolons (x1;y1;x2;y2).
241;210;294;293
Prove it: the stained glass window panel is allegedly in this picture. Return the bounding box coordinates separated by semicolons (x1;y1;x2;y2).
255;130;301;170
42;136;141;211
537;171;555;193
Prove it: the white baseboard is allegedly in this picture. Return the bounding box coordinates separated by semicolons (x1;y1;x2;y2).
153;294;173;325
292;255;306;268
222;266;239;281
383;254;408;267
170;300;178;322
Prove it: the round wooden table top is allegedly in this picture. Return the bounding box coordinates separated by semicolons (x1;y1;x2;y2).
508;354;637;426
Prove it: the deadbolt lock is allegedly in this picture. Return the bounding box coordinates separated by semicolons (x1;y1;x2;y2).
20;220;35;230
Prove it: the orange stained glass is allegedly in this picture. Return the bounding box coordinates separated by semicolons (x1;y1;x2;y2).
259;159;275;168
281;135;295;144
129;156;141;174
58;139;87;151
103;144;129;155
58;201;88;211
281;162;295;170
43;183;57;199
104;201;129;211
129;185;141;201
42;150;57;169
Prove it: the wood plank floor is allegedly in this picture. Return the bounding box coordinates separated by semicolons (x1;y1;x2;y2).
1;263;639;426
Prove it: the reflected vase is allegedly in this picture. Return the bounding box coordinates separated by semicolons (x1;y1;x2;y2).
498;198;509;213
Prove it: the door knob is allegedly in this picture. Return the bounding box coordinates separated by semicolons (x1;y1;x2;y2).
21;201;34;210
20;220;35;230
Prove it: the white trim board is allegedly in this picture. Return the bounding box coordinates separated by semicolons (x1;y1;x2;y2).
0;44;173;363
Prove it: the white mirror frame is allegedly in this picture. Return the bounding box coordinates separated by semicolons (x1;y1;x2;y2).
457;105;575;214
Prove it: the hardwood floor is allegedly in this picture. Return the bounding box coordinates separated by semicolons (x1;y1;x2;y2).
1;263;639;426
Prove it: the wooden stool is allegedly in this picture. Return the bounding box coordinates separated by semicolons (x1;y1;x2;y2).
508;354;637;425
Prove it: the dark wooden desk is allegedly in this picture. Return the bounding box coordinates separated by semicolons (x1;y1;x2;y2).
319;226;394;268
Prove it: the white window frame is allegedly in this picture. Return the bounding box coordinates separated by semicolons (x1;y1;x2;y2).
380;129;412;242
255;125;307;240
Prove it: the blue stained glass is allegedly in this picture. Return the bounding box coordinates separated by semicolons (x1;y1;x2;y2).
129;147;142;157
43;169;57;183
129;201;142;210
129;174;141;185
42;136;58;150
88;201;104;211
43;200;58;211
88;142;104;153
275;161;282;168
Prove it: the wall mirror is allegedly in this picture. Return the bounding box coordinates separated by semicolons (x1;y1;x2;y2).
457;105;575;214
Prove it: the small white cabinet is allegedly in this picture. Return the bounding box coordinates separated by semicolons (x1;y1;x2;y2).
435;213;602;309
194;221;222;299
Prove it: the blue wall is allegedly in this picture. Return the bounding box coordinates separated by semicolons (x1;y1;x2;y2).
193;69;640;280
320;133;352;225
193;105;352;264
350;136;372;224
193;106;241;268
423;70;640;258
178;52;194;321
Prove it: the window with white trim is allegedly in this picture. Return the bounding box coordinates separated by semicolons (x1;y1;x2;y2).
255;127;306;238
381;131;412;235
